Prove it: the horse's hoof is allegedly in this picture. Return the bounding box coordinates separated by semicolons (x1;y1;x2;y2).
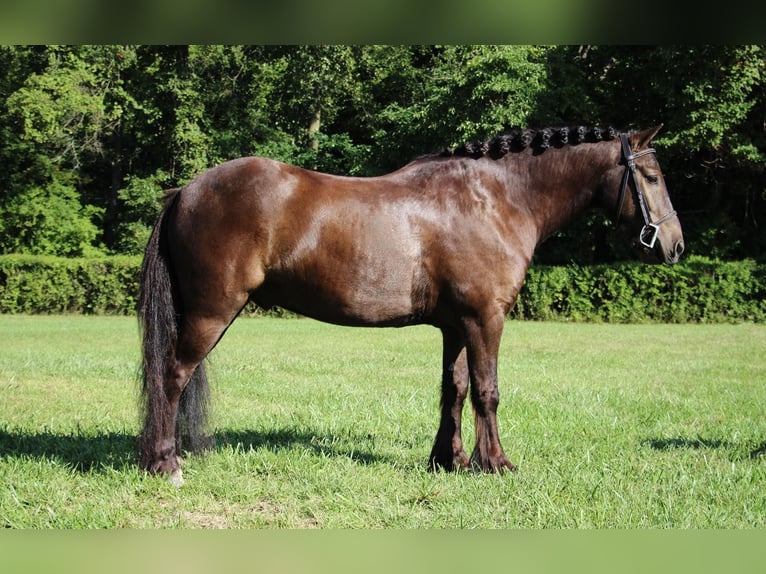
470;454;517;474
170;468;184;487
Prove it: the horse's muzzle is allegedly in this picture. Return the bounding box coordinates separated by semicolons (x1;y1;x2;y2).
666;239;685;264
632;237;684;265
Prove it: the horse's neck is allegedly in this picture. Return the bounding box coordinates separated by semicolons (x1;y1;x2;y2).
504;145;612;244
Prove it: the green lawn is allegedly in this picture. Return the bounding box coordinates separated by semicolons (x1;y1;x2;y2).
1;315;764;528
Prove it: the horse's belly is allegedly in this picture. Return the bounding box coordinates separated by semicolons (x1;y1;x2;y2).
253;263;428;327
255;205;436;326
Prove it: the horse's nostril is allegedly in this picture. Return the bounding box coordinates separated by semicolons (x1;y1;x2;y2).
675;240;685;257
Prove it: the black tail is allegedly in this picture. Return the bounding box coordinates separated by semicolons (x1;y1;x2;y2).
137;190;211;470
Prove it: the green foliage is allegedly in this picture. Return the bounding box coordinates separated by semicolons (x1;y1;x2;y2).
4;46;109;168
384;45;549;146
0;255;139;314
515;256;766;323
367;46;551;168
0;180;103;257
293;132;372;176
113;171;167;255
267;46;359;149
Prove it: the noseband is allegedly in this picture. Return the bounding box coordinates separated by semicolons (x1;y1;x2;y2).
614;133;677;249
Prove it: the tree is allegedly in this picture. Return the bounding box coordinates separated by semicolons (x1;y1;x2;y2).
361;46;551;169
0;45;763;261
1;46;111;255
579;45;766;259
0;178;102;256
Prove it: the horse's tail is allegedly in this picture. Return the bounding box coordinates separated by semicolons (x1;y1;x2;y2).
137;188;211;470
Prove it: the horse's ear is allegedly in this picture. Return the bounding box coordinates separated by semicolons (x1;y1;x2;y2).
631;124;664;150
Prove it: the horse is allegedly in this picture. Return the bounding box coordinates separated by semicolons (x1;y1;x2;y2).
138;124;684;486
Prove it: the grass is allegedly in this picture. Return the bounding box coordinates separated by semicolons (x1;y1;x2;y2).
0;315;765;528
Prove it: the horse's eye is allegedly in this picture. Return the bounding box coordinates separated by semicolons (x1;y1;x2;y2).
646;174;659;184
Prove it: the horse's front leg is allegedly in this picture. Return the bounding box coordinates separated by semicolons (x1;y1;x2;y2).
464;312;516;473
429;328;471;471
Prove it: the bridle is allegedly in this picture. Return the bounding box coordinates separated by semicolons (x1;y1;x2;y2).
614;133;677;249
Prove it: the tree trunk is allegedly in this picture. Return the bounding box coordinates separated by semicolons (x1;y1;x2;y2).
308;107;321;151
104;125;122;249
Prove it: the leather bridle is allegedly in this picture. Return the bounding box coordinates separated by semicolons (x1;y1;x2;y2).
615;133;677;249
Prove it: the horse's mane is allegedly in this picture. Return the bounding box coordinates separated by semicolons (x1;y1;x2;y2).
437;125;620;160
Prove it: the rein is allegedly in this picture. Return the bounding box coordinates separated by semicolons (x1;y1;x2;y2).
615;133;677;249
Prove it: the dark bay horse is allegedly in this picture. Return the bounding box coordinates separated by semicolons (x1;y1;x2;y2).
138;125;684;485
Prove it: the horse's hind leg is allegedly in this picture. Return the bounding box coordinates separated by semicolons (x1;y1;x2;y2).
144;305;245;486
429;328;471;471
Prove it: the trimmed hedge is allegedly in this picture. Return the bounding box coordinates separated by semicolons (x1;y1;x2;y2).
0;255;141;315
1;254;764;323
514;256;766;323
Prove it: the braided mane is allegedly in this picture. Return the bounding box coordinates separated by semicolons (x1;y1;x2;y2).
440;126;620;160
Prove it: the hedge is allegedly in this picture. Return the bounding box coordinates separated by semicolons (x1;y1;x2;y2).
0;255;141;315
1;254;764;323
513;256;766;323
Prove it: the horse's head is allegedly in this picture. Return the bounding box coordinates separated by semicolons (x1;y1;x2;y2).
610;125;684;264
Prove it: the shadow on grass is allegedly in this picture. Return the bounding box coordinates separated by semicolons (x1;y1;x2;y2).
749;442;766;460
0;429;137;472
644;437;730;450
213;428;392;466
643;436;766;460
0;426;391;474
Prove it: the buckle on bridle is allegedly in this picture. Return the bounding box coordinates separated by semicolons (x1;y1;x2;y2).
639;209;677;249
639;223;659;249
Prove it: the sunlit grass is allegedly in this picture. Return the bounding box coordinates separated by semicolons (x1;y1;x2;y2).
1;315;765;528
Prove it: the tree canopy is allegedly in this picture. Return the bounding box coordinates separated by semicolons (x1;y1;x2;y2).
1;45;763;262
